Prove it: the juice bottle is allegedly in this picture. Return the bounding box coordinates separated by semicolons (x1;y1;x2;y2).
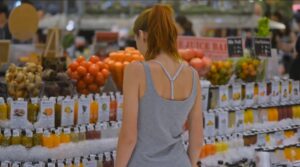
21;129;33;148
90;99;98;124
11;129;21;145
0;130;2;144
42;129;53;148
1;129;11;146
0;97;8;120
55;97;63;127
6;97;12;120
86;124;95;140
284;145;293;161
94;123;101;139
97;153;104;167
296;144;300;160
60;128;71;143
33;128;43;146
109;93;117;121
215;137;223;153
28;98;39;124
228;110;235;128
52;129;61;148
79;126;86;141
103;152;113;167
74;96;79;125
70;127;79;143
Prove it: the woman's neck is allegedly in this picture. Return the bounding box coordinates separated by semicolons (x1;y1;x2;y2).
153;52;179;64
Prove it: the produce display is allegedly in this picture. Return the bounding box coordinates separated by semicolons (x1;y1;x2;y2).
235;57;261;82
206;60;233;85
67;56;110;95
5;63;43;98
105;47;144;90
178;49;212;77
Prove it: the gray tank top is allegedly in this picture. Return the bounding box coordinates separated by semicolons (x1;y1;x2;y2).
127;61;197;167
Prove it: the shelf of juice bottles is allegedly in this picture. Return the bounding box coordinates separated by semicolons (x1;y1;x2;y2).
203;98;300;137
204;79;300;112
0;121;120;150
0;150;117;167
0;92;123;129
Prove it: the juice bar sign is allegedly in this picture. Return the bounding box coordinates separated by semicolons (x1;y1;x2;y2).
254;37;271;57
177;36;228;61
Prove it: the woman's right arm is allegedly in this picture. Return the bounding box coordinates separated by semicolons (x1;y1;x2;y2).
187;73;203;167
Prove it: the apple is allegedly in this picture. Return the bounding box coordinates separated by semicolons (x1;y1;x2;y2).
195;49;205;59
190;57;205;70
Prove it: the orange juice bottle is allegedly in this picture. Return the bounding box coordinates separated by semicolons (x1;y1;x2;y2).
110;93;117;121
90;99;98;124
284;145;293;161
60;128;71;143
52;129;61;147
0;97;8;120
296;144;300;160
42;129;53;148
74;96;79;124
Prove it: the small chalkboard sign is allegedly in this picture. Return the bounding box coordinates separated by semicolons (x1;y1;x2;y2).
227;37;243;57
254;37;271;57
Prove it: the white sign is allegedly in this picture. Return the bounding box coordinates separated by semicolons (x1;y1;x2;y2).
10;100;28;128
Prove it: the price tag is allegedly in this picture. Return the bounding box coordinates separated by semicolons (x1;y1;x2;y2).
258;82;267;104
235;110;244;132
219;85;229;107
292;81;300;100
232;84;242;106
227;37;243;57
204;112;215;137
271;81;280;102
281;80;290;101
98;95;110;122
217;112;228;135
254;37;271;57
61;99;75;126
38;100;55;128
245;83;255;106
116;93;123;121
257;133;266;146
10;100;28;128
78;97;90;125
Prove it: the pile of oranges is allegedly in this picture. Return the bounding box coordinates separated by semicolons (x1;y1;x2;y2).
235;57;261;82
67;56;110;95
104;47;144;90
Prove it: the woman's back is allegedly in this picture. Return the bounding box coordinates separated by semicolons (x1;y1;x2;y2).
127;60;197;167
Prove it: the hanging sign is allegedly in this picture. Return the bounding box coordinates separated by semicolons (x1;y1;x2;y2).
227;37;243;57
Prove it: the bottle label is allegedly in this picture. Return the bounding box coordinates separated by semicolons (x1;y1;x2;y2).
80;126;86;133
235;110;244;132
271;81;280;102
204;112;215;137
292;81;300;100
275;131;284;146
258;82;267;104
10;100;28;128
116;94;123;121
98;96;110;122
87;124;94;131
26;129;33;137
0;97;4;105
78;97;90;125
218;111;228;135
43;130;50;137
281;80;290;101
219;85;229;107
245;83;255;107
36;128;43;134
4;129;11;137
232;84;242;106
12;129;20;137
31;98;39;104
95;124;101;131
257;133;266;146
61;99;75;126
63;128;71;134
84;160;97;167
73;127;79;134
39;100;55;128
105;152;111;161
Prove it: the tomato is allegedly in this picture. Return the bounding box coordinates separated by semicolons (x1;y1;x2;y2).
77;80;86;89
103;63;109;70
76;56;85;63
101;68;110;79
96;72;104;86
68;61;79;71
88;64;100;76
77;66;87;76
88;83;99;93
70;71;80;80
89;55;100;63
84;73;94;84
80;60;92;70
96;61;104;70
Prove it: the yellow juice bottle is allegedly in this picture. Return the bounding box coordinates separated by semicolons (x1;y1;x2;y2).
1;129;11;146
0;97;8;120
42;129;53;148
28;98;39;124
52;129;61;148
21;129;33;148
11;129;21;145
33;128;43;146
60;128;71;143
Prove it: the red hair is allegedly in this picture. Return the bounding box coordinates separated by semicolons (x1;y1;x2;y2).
133;5;181;61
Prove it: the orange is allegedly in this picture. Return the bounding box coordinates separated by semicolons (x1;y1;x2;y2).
77;66;87;76
89;55;100;63
77;80;86;90
103;64;109;70
96;61;104;70
70;71;80;80
96;72;104;86
84;73;94;84
125;47;135;52
68;61;79;71
132;54;140;61
76;56;85;63
101;69;110;79
88;64;100;76
80;61;92;70
88;83;99;92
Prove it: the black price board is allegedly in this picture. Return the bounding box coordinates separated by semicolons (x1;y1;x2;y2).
227;37;243;57
254;37;271;57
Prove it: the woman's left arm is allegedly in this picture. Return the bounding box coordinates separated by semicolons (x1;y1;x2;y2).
115;63;141;167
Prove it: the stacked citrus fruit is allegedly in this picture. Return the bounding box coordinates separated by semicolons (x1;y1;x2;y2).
235;57;261;82
67;56;110;95
105;47;144;90
206;60;234;85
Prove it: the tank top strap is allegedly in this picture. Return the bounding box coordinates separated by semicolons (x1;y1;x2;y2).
191;68;198;96
141;62;155;92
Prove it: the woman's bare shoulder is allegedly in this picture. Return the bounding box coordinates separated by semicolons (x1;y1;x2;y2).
124;62;144;79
